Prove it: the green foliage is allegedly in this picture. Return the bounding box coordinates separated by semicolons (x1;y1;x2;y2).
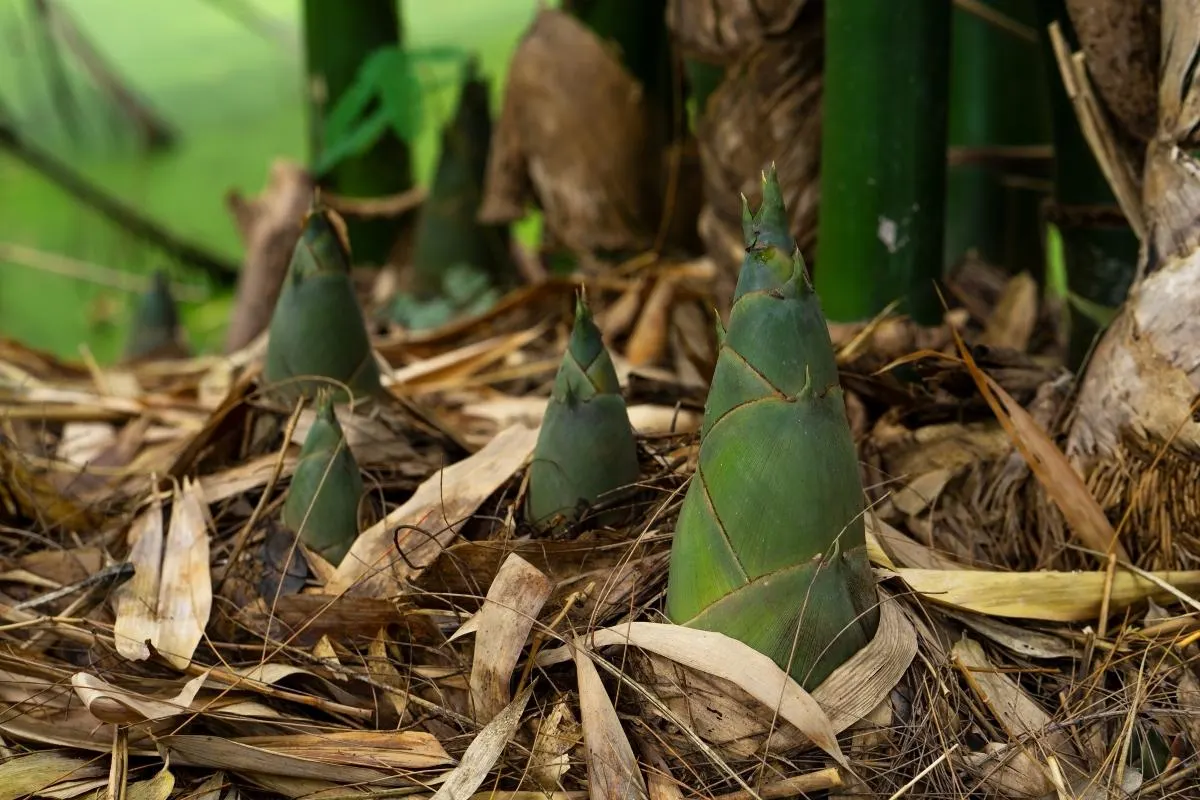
315;45;472;176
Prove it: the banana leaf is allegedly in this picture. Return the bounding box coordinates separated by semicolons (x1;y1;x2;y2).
263;207;382;405
525;295;640;530
281;394;365;566
666;168;879;691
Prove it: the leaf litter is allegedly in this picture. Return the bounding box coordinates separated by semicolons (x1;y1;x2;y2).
0;254;1199;800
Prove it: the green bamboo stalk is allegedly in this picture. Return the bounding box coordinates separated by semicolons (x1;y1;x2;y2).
303;0;412;266
814;0;952;325
1034;0;1138;370
525;294;640;531
282;394;365;566
945;0;1051;277
263;207;382;404
667;168;879;691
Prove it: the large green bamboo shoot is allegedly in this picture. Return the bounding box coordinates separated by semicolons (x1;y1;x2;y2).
525;295;640;530
814;0;952;324
263;207;382;404
667;168;879;691
282;394;365;566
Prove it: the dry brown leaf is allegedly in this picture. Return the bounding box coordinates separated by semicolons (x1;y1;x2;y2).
430;686;533;800
896;566;1200;621
163;733;443;787
573;644;648;800
953;330;1128;562
232;731;452;770
952;636;1076;794
368;627;409;719
154;478;214;669
961;743;1055;798
625;275;677;367
71;670;210;724
456;554;552;723
530;696;582;791
979;272;1039;352
329;424;538;597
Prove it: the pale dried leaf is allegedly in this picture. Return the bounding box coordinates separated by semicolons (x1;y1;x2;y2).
430;686;533;800
541;599;914;757
551;624;845;765
71;670;210;724
464;554;552;723
113;497;164;661
330;424;538;597
573;645;647;800
153;479;213;669
897;566;1200;621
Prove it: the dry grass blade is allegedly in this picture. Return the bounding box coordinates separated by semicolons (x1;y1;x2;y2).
573;644;648;800
455;553;552;723
896;566;1200;621
951;326;1128;562
72;670;210;724
0;751;107;800
430;686;534;800
330;424;538;597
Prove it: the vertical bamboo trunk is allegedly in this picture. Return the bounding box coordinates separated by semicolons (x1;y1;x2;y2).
1035;0;1139;370
813;0;952;325
303;0;412;266
945;0;1050;278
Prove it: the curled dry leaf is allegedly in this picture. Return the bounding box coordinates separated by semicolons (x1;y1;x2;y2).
456;553;552;724
573;644;648;800
71;670;210;724
539;598;915;762
329;424;538;598
895;566;1200;622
